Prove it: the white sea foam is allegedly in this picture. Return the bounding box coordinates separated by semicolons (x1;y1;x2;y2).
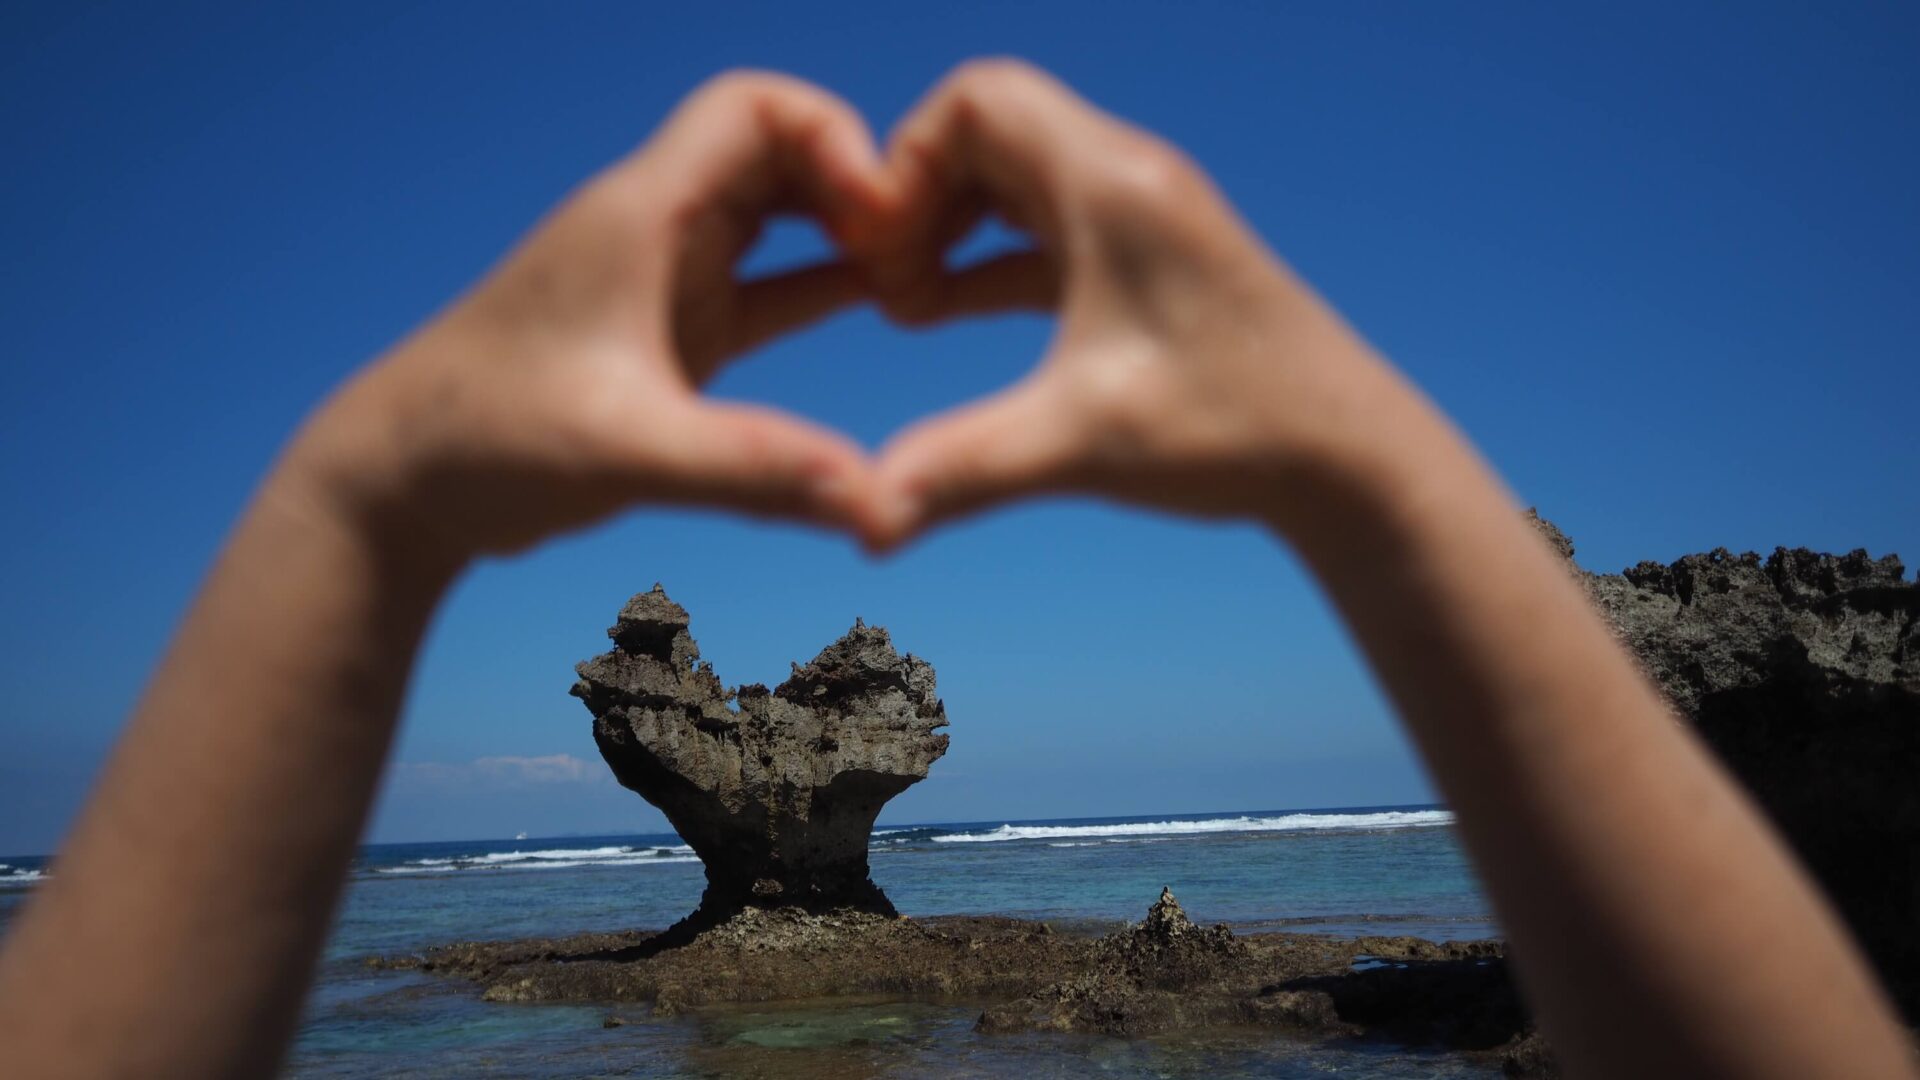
376;854;700;875
412;845;630;866
0;868;45;886
872;826;948;839
374;844;698;875
933;810;1454;844
490;855;700;871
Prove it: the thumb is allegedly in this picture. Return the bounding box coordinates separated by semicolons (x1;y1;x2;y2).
648;401;872;530
864;373;1083;550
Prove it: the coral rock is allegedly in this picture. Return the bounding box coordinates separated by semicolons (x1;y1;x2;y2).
977;887;1251;1036
571;585;948;926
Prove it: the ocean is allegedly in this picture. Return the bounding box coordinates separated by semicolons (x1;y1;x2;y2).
0;804;1502;1077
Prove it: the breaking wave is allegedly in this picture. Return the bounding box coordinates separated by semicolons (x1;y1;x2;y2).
372;844;698;875
930;810;1454;844
869;826;949;844
0;865;46;887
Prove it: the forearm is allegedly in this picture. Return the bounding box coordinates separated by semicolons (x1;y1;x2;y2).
0;76;887;1077
1272;365;1913;1076
0;452;462;1078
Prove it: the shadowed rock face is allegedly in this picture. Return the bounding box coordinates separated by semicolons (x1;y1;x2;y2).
571;586;948;925
978;887;1251;1036
1530;512;1920;1019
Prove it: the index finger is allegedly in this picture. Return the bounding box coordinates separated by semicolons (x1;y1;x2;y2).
631;71;892;244
888;59;1121;243
869;60;1128;320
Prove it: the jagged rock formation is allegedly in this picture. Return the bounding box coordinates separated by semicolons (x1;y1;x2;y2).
570;585;949;925
380;889;1540;1071
978;887;1254;1035
977;888;1535;1067
1530;513;1920;1018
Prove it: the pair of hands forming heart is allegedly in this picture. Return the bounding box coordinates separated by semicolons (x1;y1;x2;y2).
290;60;1404;564
25;59;1920;1080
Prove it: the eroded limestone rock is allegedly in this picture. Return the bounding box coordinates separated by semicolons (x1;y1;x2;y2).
978;887;1252;1036
570;585;948;926
1529;513;1920;1019
379;889;1534;1068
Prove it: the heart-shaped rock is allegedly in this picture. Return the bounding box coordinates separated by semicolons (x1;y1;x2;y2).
570;585;948;930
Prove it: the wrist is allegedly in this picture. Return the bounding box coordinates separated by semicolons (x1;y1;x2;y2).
1203;258;1471;546
257;448;471;597
270;345;477;583
1256;358;1504;573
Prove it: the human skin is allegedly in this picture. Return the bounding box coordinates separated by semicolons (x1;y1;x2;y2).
0;72;893;1079
854;61;1917;1078
0;63;1913;1079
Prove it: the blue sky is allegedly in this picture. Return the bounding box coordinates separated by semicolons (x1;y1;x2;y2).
2;2;1915;851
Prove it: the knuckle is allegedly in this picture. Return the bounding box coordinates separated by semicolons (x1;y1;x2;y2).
696;68;786;104
951;56;1041;89
685;70;852;144
1088;134;1203;215
1077;351;1169;446
686;69;822;125
941;57;1043;112
730;425;776;478
574;167;670;246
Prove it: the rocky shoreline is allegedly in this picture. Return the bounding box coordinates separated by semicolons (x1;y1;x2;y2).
379;526;1915;1076
374;888;1550;1075
546;588;1544;1070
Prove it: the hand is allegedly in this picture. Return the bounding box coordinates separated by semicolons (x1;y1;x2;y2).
854;60;1410;550
281;72;891;562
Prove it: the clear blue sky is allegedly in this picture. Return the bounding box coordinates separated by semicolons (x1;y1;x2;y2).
2;2;1915;851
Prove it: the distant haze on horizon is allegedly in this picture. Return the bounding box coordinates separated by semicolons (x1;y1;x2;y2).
2;3;1915;852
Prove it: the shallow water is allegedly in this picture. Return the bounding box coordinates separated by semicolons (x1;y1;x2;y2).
2;805;1503;1077
288;991;1502;1078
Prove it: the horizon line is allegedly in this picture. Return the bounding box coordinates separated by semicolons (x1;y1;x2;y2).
343;800;1452;853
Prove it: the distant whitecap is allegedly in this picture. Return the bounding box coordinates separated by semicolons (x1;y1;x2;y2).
930;810;1454;844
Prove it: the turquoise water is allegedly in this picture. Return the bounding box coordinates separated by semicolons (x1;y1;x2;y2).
2;805;1502;1077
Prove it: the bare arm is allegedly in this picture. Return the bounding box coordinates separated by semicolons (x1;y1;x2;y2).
856;60;1915;1078
0;474;457;1075
0;72;889;1079
1280;390;1914;1076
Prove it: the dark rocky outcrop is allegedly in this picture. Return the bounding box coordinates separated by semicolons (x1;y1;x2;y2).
976;888;1535;1069
377;889;1540;1070
1530;512;1920;1018
978;887;1254;1035
571;586;948;928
